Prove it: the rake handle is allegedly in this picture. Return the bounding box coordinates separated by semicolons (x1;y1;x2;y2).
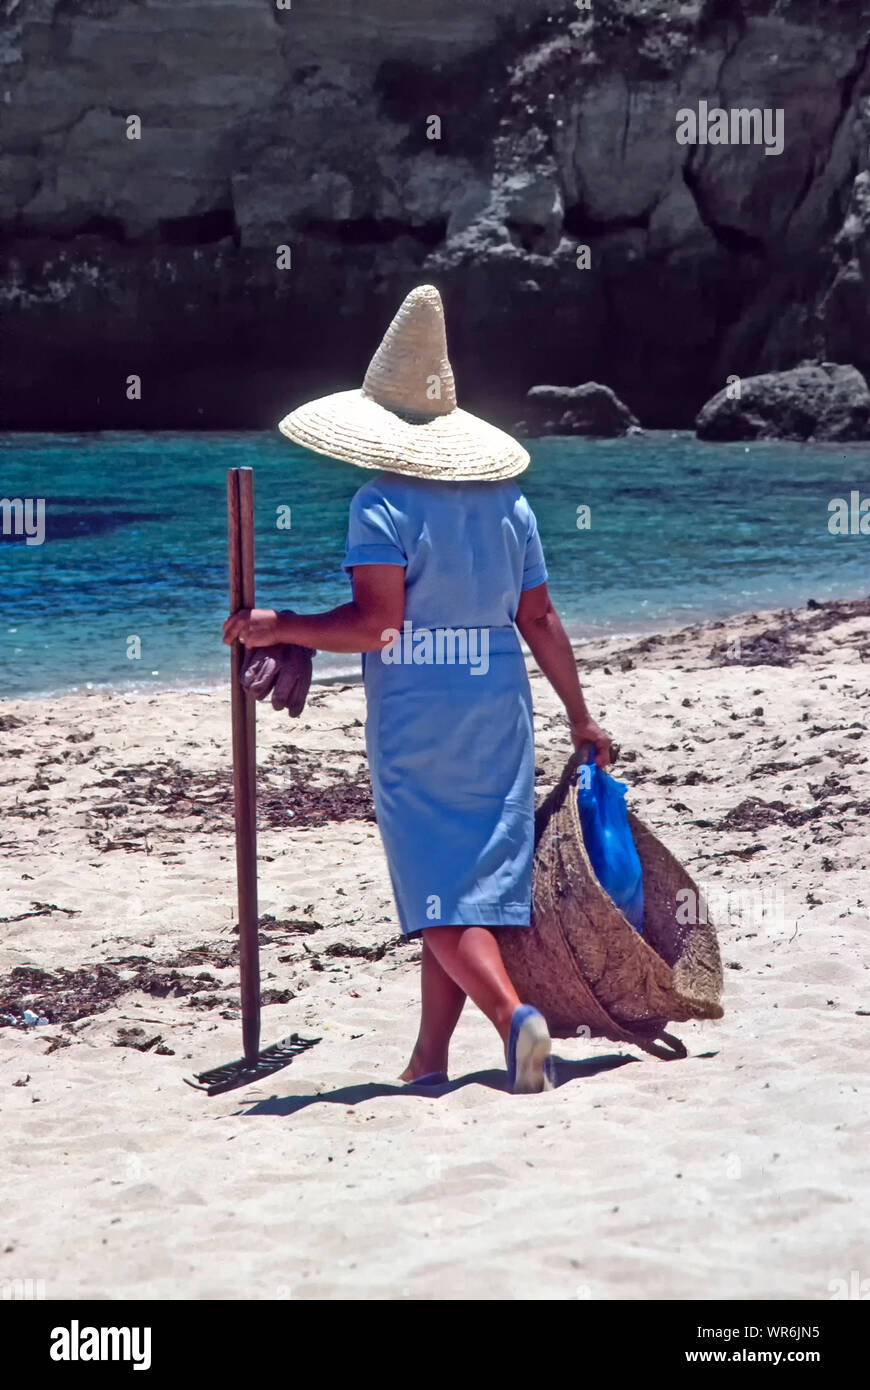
227;467;260;1062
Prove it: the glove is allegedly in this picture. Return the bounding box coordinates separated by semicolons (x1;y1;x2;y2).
270;643;314;717
240;643;315;718
240;645;283;700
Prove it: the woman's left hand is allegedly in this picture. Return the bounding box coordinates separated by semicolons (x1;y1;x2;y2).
222;608;280;648
570;716;614;768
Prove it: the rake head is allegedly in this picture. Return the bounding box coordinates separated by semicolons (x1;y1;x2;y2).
185;1032;321;1096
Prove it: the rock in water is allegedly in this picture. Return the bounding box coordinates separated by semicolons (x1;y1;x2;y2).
695;362;870;441
518;383;642;438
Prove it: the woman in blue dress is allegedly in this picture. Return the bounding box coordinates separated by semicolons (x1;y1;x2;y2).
223;286;612;1093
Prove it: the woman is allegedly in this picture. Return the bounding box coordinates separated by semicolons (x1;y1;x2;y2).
223;286;611;1093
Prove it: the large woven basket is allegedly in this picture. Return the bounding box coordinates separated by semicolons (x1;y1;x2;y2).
500;753;724;1058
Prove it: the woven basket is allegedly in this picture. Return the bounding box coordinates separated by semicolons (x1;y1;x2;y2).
499;753;724;1058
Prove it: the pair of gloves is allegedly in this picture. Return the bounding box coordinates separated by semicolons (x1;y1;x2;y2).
240;642;315;717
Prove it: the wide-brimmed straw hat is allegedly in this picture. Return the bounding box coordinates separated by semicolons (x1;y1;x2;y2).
278;284;529;482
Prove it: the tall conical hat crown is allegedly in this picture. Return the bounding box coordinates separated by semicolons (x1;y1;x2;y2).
361;285;456;417
278;284;529;482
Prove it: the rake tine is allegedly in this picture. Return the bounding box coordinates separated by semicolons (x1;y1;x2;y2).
185;1033;322;1097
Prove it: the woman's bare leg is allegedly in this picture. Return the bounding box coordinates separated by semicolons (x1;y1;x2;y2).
423;926;521;1046
400;936;466;1082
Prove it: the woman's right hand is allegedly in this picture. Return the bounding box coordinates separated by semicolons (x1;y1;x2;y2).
570;716;613;768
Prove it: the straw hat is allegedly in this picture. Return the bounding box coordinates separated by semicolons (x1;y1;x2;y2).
278;284;529;481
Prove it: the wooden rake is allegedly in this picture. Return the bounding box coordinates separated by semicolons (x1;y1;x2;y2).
186;466;320;1096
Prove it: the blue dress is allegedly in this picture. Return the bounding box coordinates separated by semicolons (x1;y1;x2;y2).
343;474;548;935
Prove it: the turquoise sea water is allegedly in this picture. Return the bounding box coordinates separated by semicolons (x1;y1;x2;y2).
0;431;867;698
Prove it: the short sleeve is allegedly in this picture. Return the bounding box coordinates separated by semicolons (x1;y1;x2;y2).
522;505;548;591
342;485;407;571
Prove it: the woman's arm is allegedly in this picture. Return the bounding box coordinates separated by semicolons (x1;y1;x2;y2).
222;564;405;654
516;582;612;766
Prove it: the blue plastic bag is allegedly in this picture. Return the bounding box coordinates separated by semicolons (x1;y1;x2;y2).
576;762;644;932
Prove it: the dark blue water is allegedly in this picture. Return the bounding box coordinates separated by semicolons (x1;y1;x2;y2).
0;431;867;697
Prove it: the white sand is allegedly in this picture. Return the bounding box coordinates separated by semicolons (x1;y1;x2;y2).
1;600;868;1300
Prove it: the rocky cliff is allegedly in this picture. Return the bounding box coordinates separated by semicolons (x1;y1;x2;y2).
1;0;869;429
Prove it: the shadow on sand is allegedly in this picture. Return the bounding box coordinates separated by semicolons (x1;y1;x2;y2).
238;1051;638;1118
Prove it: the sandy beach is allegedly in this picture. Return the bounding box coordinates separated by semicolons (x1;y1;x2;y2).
2;597;868;1301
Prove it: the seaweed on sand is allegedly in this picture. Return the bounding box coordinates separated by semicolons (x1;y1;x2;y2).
0;962;221;1026
79;750;376;839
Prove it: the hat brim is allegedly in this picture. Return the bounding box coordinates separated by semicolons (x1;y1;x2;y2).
278;390;529;482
